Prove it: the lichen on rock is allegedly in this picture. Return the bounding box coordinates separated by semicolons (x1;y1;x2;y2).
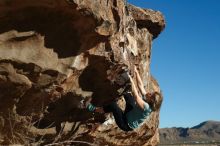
0;0;165;145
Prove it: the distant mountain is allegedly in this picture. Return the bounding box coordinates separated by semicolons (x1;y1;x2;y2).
159;121;220;144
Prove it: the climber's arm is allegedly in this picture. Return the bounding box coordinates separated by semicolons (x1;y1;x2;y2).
134;67;147;96
128;75;145;110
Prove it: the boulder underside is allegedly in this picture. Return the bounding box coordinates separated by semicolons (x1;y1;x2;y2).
0;0;165;145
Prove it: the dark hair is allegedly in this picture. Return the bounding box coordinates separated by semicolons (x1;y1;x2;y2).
146;92;163;111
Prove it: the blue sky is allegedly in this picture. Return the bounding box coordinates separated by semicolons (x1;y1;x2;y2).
128;0;220;128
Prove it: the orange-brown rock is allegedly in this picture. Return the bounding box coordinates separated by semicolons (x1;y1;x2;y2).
0;0;165;145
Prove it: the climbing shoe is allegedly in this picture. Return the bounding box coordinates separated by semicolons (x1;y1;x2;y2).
80;97;96;112
115;71;130;86
87;103;96;112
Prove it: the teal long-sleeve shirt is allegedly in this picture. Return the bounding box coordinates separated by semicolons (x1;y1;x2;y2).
126;101;152;129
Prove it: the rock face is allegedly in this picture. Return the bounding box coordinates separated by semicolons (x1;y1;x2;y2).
0;0;165;145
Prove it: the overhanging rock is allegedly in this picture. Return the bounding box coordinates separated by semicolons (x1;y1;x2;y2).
0;0;165;145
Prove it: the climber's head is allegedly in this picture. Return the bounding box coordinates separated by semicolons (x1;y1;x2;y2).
144;91;163;111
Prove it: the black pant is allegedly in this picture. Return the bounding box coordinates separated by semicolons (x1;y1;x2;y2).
103;93;134;131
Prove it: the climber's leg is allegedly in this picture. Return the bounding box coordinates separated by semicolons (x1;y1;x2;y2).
103;102;132;131
123;93;135;113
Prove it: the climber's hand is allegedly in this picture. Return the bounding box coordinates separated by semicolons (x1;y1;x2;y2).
95;107;105;114
128;74;134;83
134;66;138;72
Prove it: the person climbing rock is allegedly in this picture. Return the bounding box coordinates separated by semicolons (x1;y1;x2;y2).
83;66;162;131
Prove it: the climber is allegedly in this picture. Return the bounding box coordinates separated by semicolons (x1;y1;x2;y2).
84;66;162;131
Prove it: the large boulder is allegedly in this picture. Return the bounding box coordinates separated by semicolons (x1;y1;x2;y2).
0;0;165;145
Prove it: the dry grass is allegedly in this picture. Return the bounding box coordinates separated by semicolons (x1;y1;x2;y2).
0;109;96;146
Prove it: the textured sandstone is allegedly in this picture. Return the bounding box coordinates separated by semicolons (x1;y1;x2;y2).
0;0;165;145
